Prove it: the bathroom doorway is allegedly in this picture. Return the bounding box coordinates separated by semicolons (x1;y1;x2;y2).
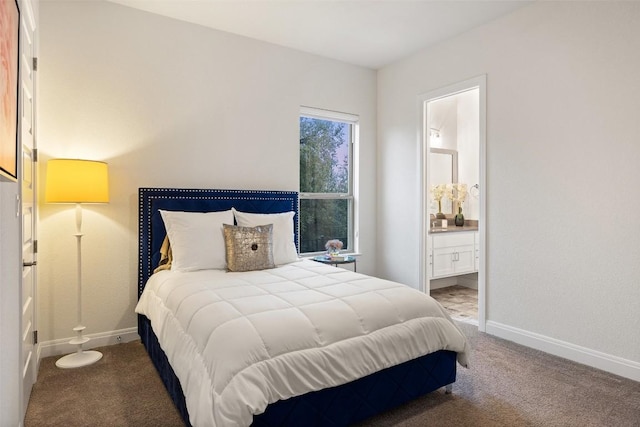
419;76;486;331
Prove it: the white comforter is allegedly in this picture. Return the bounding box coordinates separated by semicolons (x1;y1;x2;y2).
135;259;469;427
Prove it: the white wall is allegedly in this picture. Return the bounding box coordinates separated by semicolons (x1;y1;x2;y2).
378;1;640;377
456;90;479;220
430;96;457;151
38;1;376;345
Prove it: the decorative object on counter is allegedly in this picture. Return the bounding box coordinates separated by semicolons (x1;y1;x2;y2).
448;183;467;227
430;184;447;219
325;239;343;257
431;219;450;230
454;206;465;226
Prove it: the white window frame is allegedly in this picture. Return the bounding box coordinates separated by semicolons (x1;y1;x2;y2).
299;106;358;255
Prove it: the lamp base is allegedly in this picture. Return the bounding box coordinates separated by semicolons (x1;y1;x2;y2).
55;350;103;369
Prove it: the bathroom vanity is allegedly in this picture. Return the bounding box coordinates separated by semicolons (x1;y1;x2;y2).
429;225;479;279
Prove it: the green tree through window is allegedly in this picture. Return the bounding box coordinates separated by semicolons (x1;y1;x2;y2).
299;111;356;254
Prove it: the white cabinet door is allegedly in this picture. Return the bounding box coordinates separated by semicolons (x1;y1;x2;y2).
432;246;456;277
454;244;475;275
431;232;475;279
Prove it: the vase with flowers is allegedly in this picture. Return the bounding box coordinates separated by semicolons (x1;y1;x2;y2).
325;239;343;258
430;184;447;219
448;183;468;226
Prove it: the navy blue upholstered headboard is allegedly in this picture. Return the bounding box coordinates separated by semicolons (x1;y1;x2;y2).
138;188;299;297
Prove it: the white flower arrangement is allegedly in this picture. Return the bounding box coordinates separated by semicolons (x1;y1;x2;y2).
430;184;449;217
429;184;446;202
431;183;468;217
447;183;468;206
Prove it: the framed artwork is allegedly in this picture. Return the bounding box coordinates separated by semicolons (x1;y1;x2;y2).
0;0;19;181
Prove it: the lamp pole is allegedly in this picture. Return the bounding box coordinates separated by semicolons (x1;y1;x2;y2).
55;204;103;368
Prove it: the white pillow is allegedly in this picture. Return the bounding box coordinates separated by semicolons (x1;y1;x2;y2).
232;208;299;265
159;209;233;271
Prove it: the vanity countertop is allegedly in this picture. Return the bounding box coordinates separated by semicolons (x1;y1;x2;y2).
429;224;478;234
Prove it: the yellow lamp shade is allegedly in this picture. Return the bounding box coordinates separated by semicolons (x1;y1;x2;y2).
45;159;110;203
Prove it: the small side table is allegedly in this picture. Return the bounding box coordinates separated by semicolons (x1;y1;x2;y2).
312;255;357;272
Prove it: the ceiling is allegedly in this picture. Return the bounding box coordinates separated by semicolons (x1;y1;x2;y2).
108;0;531;69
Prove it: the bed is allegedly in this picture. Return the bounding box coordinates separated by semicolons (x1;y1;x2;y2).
136;187;469;427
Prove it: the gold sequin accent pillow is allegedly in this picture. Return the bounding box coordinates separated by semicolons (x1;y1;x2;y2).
223;224;275;272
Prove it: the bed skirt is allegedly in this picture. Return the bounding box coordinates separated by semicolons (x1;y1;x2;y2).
139;315;457;427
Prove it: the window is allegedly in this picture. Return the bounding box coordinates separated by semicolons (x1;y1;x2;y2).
299;107;358;255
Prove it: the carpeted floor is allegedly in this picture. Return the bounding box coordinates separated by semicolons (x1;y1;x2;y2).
25;341;184;426
26;323;640;427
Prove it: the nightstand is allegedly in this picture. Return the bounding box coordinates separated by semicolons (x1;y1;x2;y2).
312;255;357;272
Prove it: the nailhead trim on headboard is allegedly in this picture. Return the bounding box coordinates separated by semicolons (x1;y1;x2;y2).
138;188;299;297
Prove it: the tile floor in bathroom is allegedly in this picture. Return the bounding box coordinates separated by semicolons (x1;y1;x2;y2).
430;285;478;322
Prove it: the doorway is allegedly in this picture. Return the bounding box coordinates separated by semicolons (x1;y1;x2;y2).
419;76;486;331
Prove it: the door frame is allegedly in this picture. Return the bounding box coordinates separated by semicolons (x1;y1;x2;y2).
19;0;38;419
418;75;487;331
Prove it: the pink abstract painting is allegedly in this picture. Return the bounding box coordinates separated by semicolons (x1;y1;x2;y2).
0;0;19;179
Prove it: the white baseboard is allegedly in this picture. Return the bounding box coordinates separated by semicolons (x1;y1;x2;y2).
37;327;140;360
486;321;640;382
430;274;478;290
430;277;458;290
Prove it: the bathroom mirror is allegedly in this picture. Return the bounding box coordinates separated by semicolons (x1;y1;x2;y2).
429;148;458;216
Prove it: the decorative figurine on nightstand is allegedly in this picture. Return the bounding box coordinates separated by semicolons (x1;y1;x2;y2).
325;239;343;258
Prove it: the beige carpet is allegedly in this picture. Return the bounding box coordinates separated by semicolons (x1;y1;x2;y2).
26;324;640;426
25;342;183;426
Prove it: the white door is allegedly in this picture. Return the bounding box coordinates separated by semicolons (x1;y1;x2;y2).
20;0;38;416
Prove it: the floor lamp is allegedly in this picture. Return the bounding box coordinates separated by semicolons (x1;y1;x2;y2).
45;159;109;369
